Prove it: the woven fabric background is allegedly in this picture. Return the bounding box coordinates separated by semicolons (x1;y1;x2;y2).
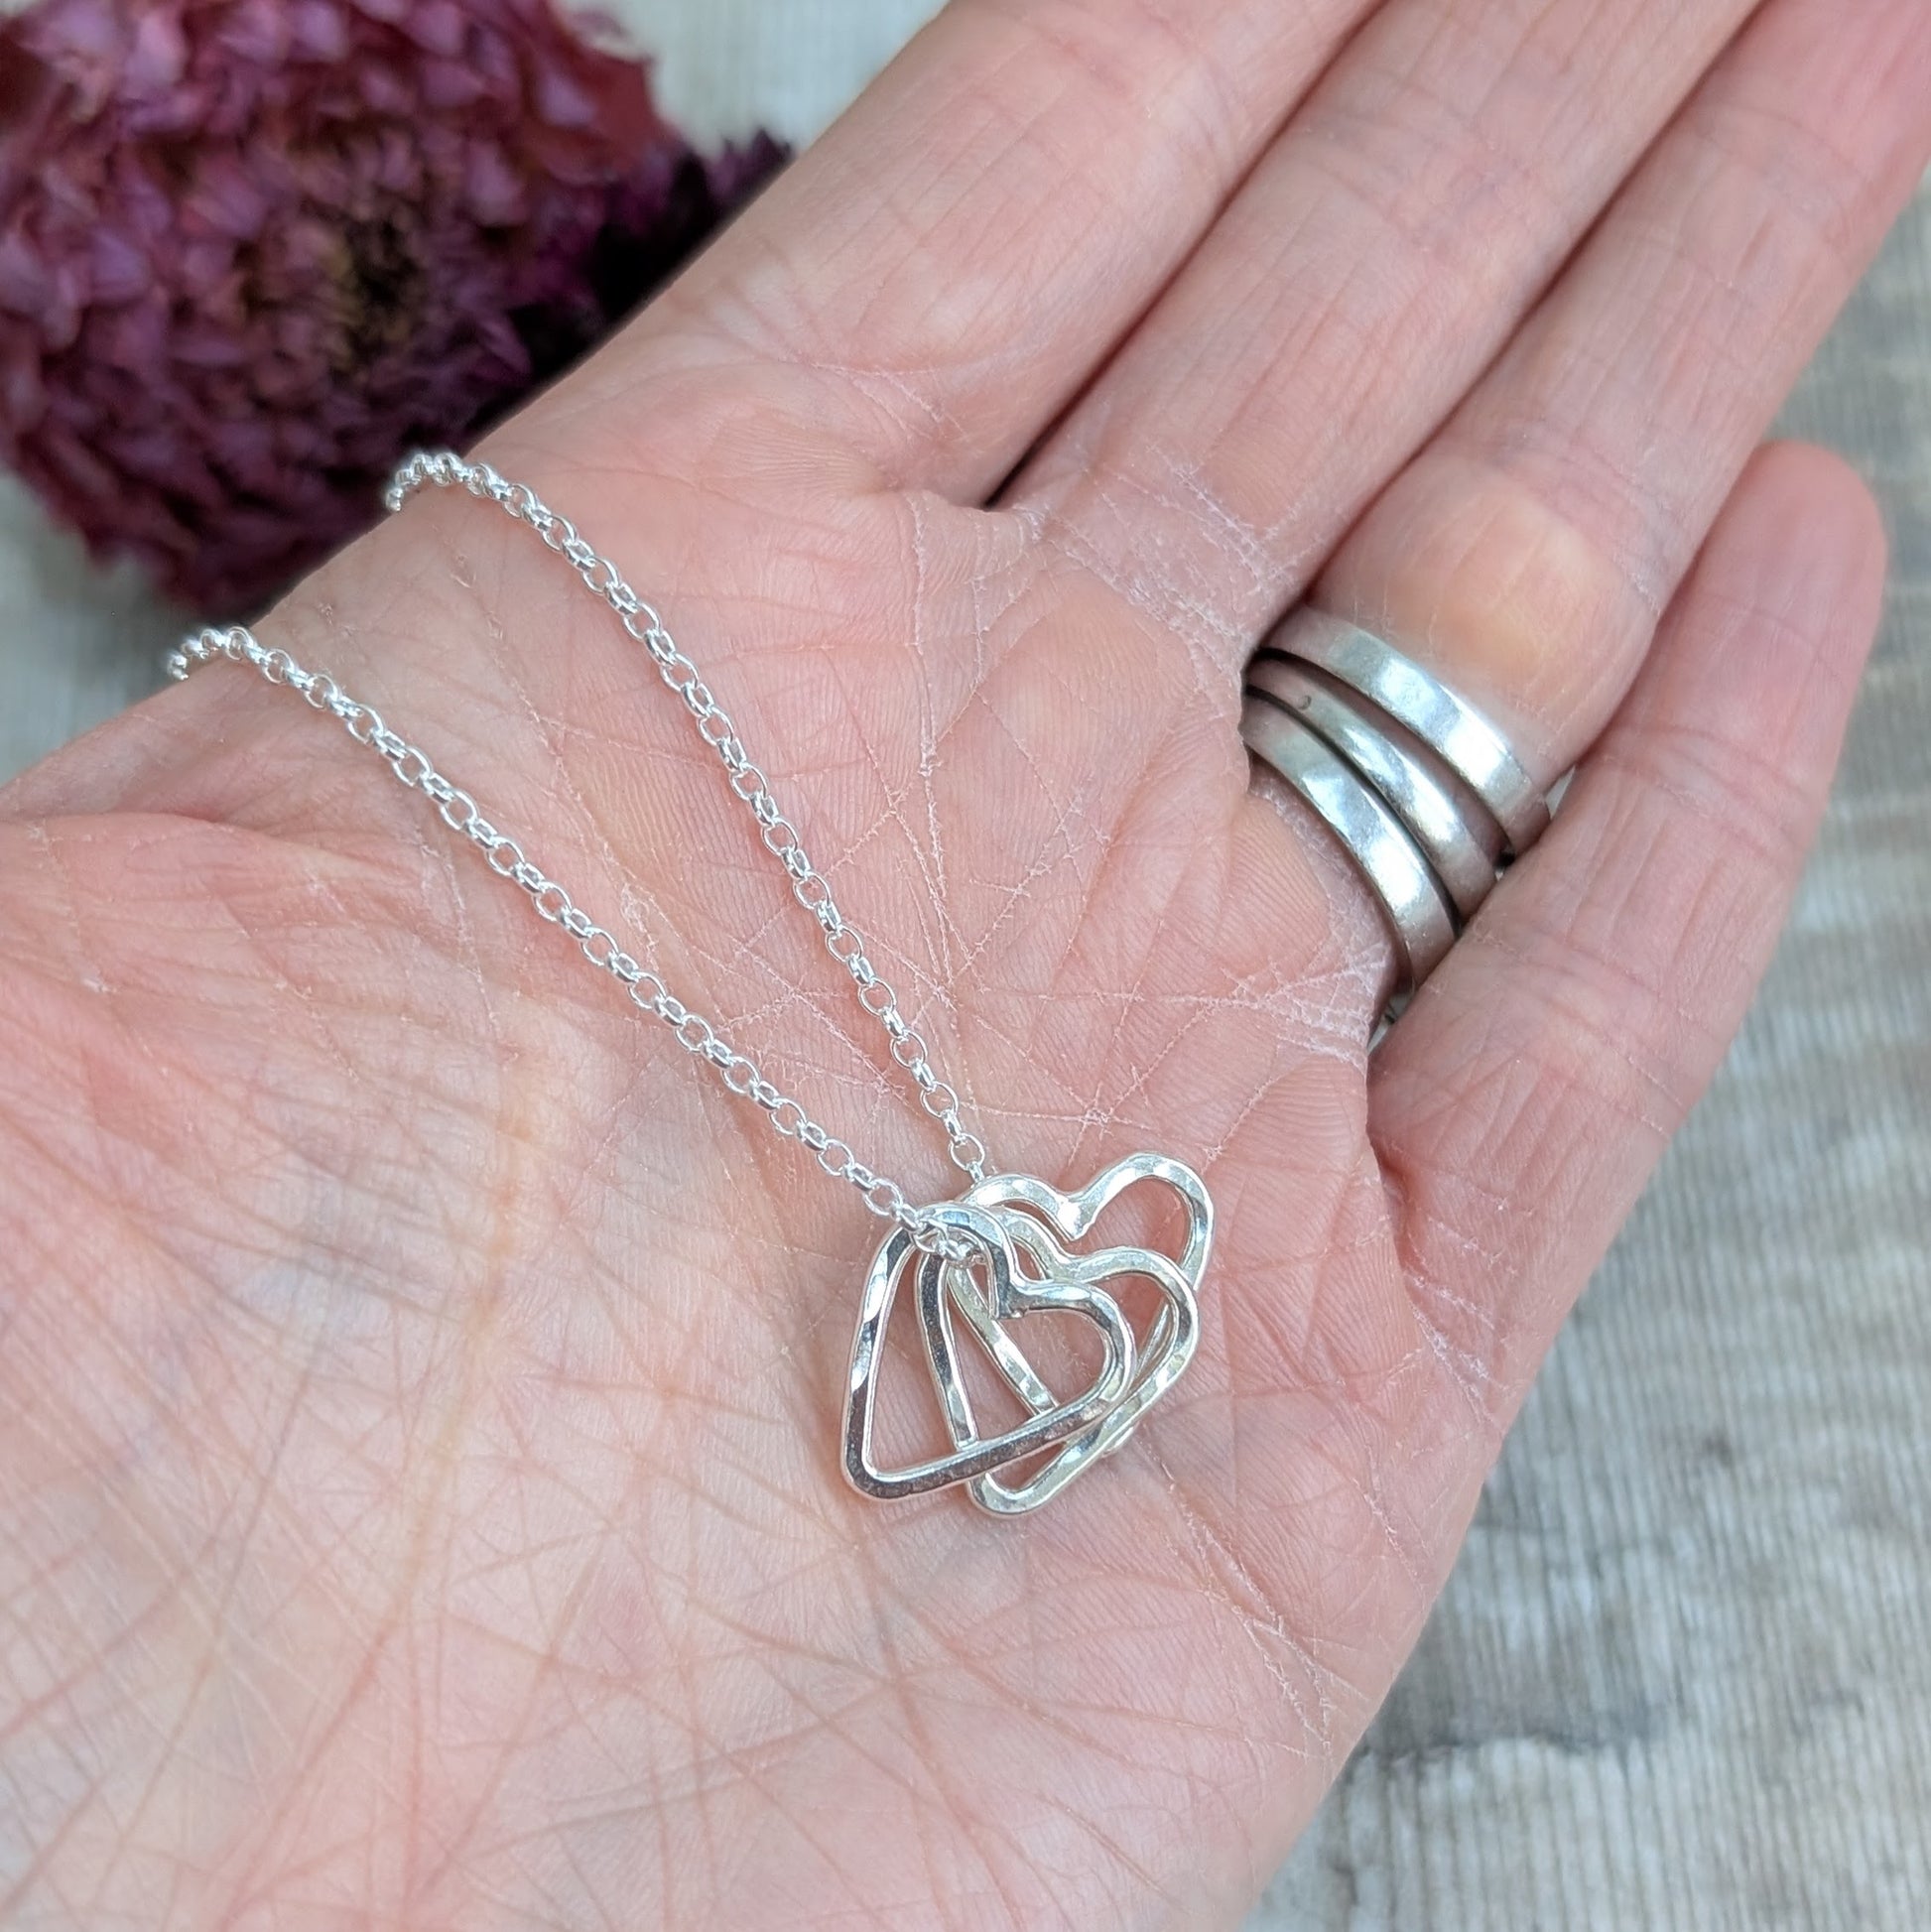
2;5;1926;1925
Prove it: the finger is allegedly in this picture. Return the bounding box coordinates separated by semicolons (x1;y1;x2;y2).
1313;0;1931;771
1006;0;1767;649
533;0;1377;500
1365;441;1887;1421
1009;0;1928;706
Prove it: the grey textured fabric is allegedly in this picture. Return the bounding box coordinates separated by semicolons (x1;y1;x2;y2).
1;5;1925;1923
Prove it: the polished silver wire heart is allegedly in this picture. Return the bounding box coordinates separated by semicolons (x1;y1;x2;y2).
938;1154;1212;1514
840;1157;1213;1515
840;1201;1139;1501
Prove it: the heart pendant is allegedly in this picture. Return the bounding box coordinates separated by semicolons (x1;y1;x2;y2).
944;1155;1212;1514
840;1201;1140;1501
839;1156;1213;1515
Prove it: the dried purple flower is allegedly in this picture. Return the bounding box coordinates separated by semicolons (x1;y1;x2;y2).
0;0;784;611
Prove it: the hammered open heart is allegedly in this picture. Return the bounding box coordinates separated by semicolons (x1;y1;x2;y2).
841;1201;1139;1501
942;1154;1213;1514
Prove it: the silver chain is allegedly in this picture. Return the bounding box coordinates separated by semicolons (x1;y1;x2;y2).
166;450;989;1259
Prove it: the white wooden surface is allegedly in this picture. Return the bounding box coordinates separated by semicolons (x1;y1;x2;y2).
3;6;1927;1925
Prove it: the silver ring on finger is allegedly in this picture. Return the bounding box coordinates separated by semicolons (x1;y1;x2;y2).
1239;694;1458;993
1246;654;1503;921
1240;608;1555;1013
1268;609;1550;856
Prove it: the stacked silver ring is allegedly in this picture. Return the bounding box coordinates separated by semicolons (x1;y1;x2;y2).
1241;609;1551;995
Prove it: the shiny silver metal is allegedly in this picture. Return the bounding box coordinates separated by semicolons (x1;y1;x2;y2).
842;1154;1211;1514
1240;694;1457;990
1246;655;1502;920
952;1156;1210;1513
842;1201;1138;1501
172;450;1215;1518
1267;608;1550;856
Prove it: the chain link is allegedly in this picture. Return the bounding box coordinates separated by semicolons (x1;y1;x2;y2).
167;453;992;1260
386;451;988;1189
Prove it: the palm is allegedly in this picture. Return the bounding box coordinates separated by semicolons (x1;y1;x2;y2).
4;0;1926;1923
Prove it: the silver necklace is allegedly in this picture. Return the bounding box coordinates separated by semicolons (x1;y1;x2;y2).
169;451;1213;1516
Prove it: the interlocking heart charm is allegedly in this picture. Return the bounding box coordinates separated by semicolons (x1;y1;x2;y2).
841;1154;1213;1515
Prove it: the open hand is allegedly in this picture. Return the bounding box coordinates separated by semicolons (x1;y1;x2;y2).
4;0;1927;1922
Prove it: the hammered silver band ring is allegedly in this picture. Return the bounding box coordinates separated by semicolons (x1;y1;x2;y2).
1241;609;1553;999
